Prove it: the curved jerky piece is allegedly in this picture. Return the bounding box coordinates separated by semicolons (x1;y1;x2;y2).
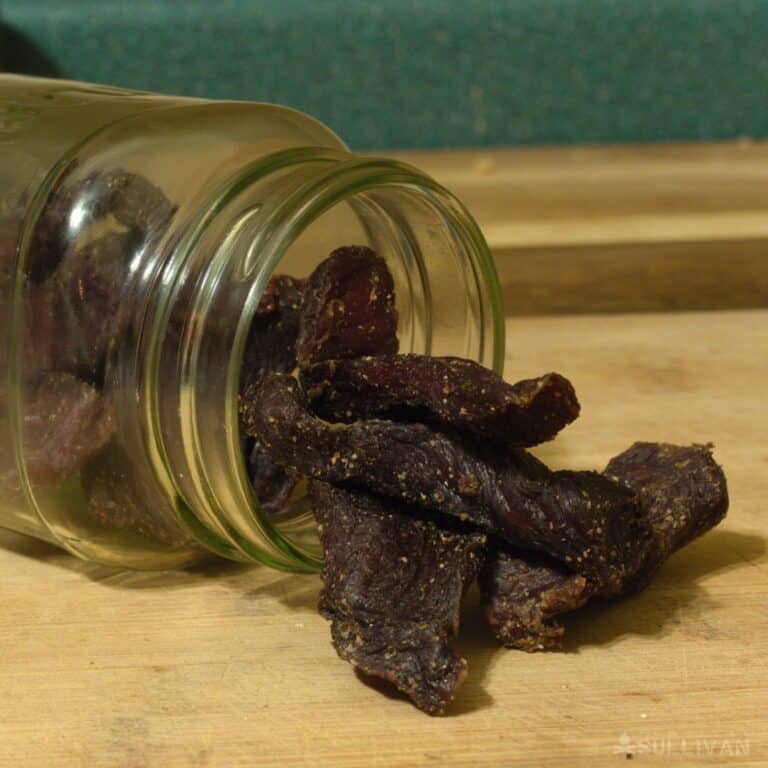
310;481;485;715
0;373;115;493
81;441;196;549
480;442;729;653
478;545;590;651
296;245;398;368
604;441;729;591
302;354;580;448
247;439;298;513
23;231;140;382
247;374;646;592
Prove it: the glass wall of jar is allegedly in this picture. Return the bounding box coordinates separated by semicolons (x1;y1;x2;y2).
0;76;504;570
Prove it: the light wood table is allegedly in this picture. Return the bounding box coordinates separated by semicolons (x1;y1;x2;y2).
393;142;768;314
1;309;765;767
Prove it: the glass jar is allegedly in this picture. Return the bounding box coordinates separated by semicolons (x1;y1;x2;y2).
0;75;504;571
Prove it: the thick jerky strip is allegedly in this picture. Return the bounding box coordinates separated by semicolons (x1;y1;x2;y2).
0;373;115;493
310;481;485;715
247;374;646;592
296;245;398;368
604;441;728;590
479;442;728;651
302;355;579;448
478;545;589;651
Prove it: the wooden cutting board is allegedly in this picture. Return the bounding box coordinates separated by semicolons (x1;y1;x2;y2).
0;308;765;767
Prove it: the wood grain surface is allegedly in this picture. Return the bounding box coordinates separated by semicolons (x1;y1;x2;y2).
1;309;765;767
391;142;768;314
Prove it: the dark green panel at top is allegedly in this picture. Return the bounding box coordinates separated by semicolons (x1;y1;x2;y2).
2;0;767;150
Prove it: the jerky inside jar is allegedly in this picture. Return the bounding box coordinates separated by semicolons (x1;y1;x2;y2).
1;74;503;573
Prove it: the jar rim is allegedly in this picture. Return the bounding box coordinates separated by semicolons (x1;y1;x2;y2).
146;147;505;571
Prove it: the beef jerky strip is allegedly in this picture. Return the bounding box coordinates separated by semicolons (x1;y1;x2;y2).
246;374;647;593
0;372;115;495
238;275;305;509
310;480;485;715
296;245;398;368
479;441;728;650
302;354;580;448
604;441;728;591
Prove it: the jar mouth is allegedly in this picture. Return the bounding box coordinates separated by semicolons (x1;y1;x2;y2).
149;147;504;571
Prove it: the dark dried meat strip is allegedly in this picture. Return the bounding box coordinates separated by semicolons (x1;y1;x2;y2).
296;245;398;368
604;441;728;591
246;374;646;592
478;545;589;651
0;372;115;493
302;354;579;448
310;480;485;714
479;441;728;651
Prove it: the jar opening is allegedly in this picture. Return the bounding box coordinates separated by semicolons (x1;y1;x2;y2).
149;148;504;570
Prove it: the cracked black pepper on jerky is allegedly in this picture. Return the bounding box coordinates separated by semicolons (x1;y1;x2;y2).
301;355;580;448
245;373;649;593
479;442;728;651
310;480;485;714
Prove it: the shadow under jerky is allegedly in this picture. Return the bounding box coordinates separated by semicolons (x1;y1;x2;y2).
302;355;580;448
310;481;485;715
479;442;728;651
246;374;647;593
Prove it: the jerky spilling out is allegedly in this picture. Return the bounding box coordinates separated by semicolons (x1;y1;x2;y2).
0;373;115;493
246;373;647;593
478;441;728;651
310;481;485;714
296;245;399;368
302;355;580;448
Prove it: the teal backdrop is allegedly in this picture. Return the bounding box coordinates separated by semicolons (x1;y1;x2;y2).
2;0;767;149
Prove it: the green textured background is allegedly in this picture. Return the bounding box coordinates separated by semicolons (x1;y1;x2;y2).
2;0;767;150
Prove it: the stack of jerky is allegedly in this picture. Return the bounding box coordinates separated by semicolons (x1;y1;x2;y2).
240;246;729;715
